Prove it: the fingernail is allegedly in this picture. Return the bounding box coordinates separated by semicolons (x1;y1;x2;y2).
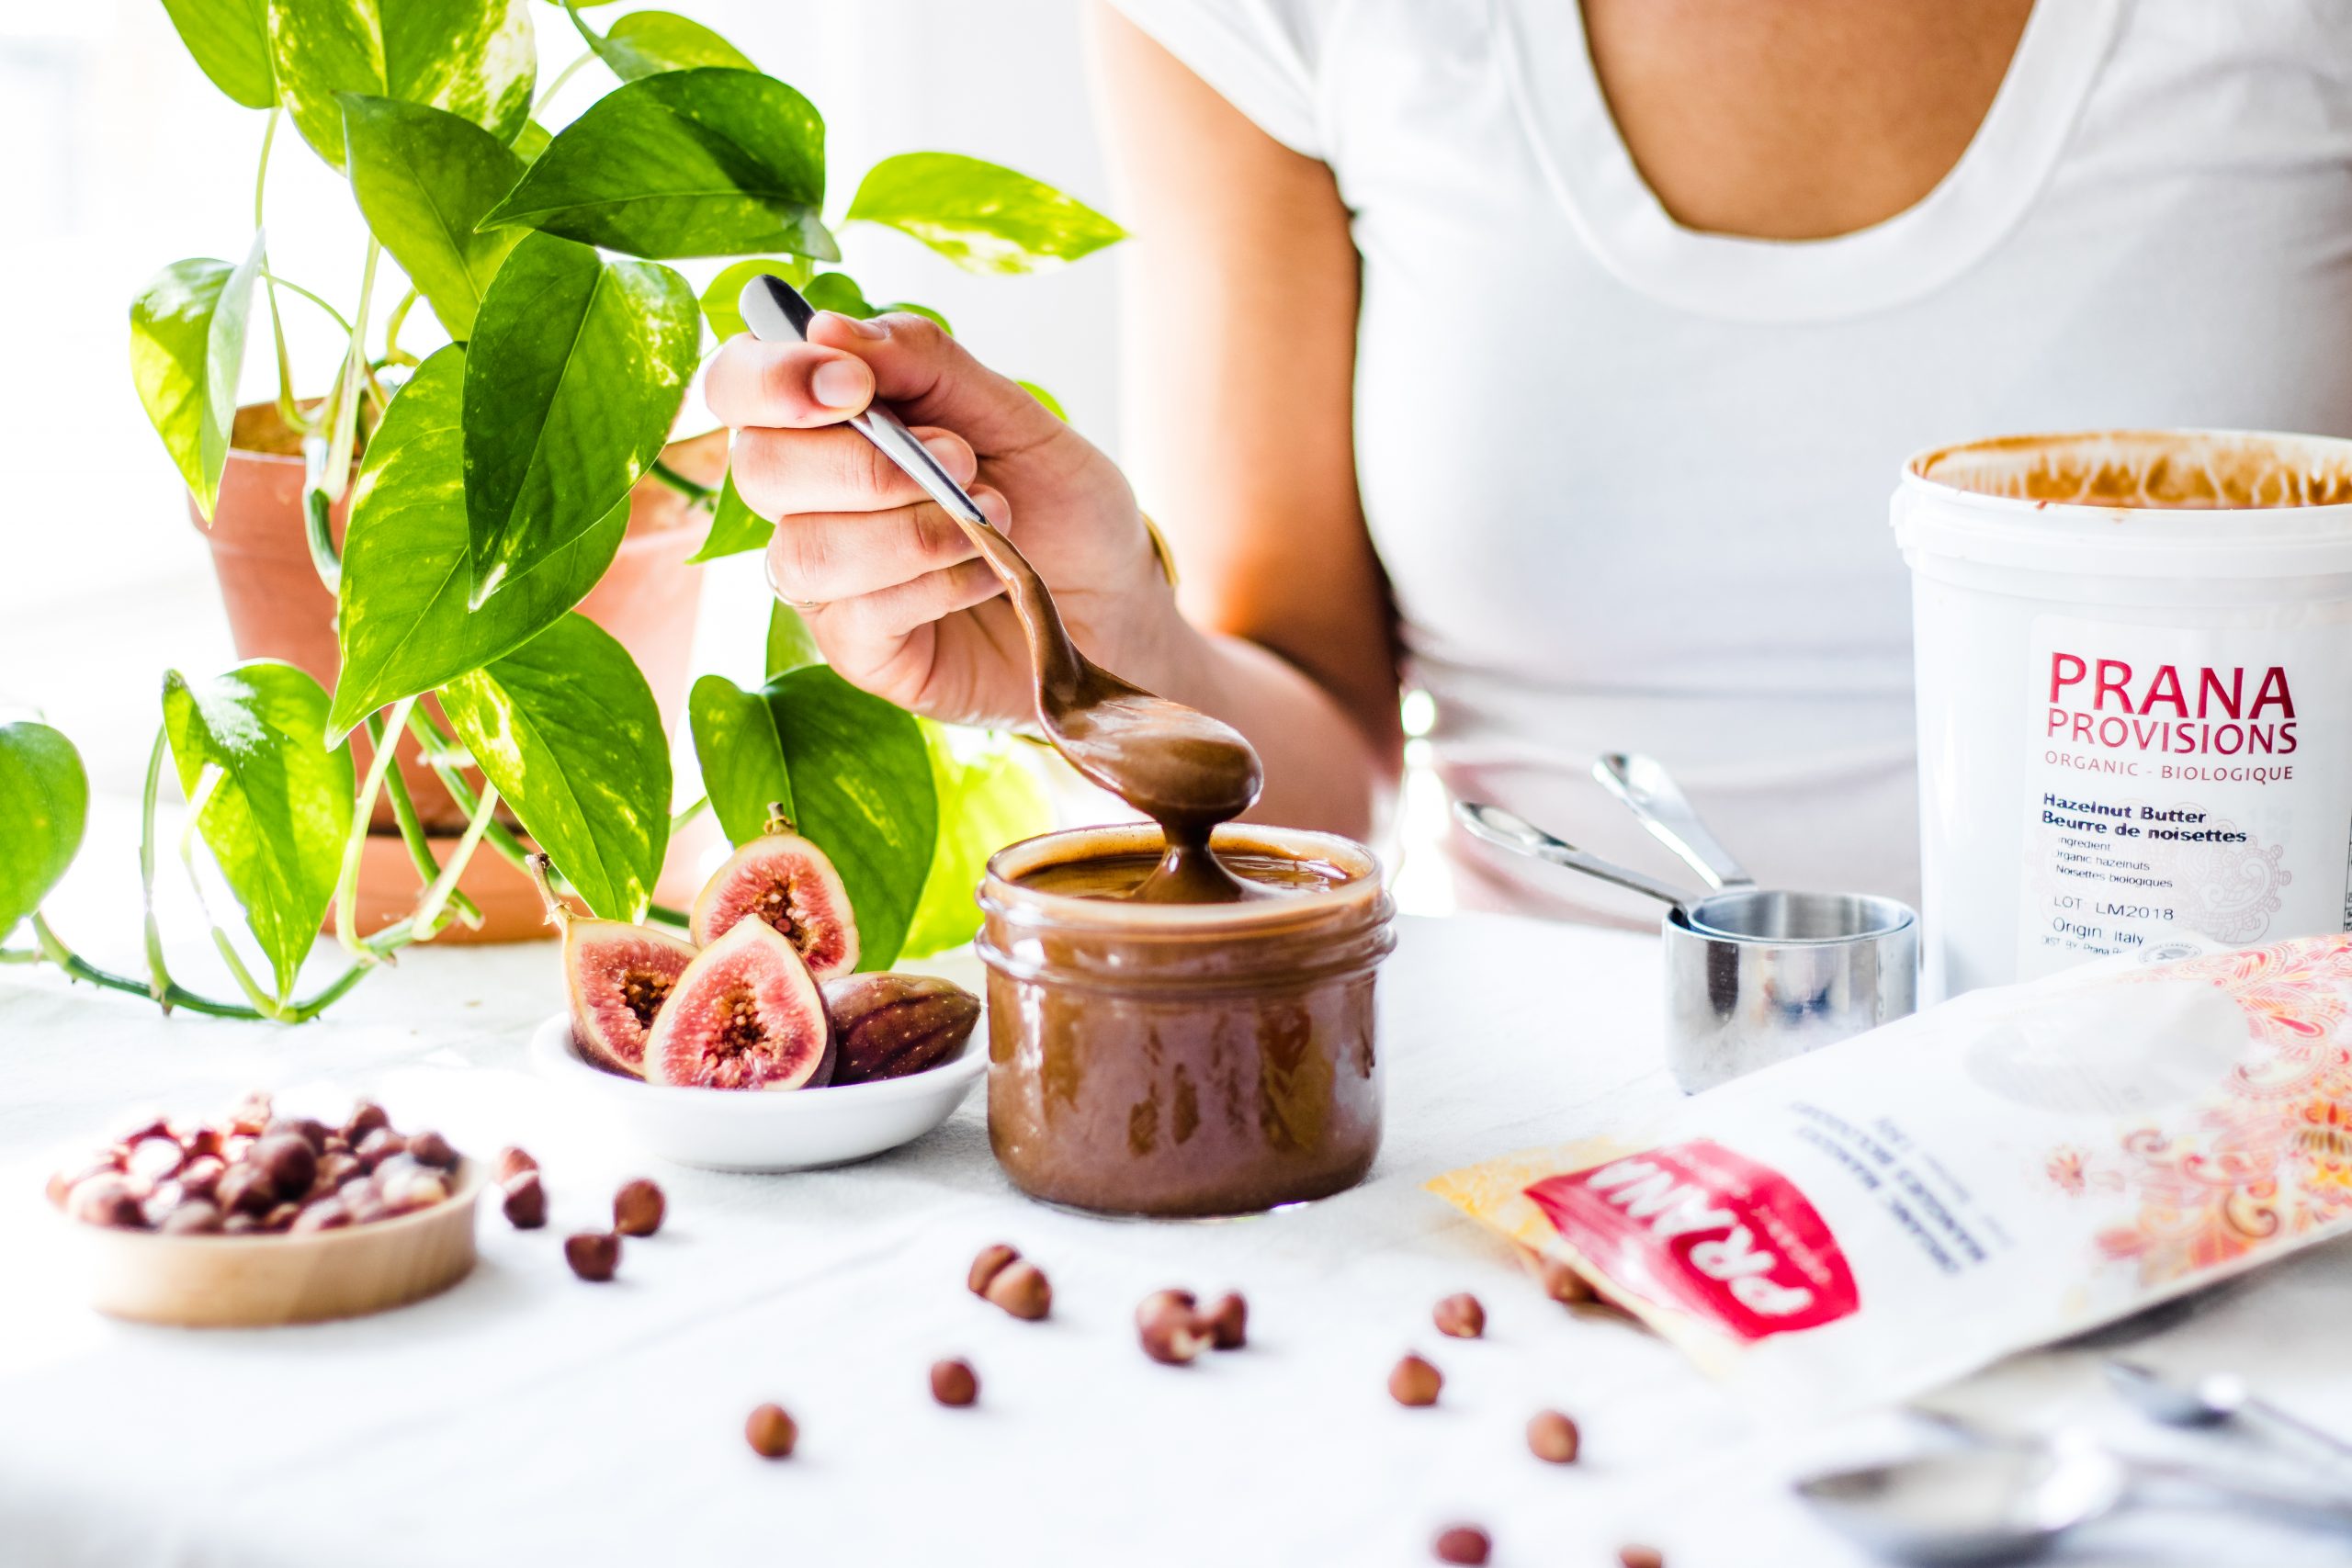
921;435;965;470
811;357;870;410
820;310;889;340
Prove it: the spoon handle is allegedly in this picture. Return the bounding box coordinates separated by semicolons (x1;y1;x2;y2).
1453;801;1698;915
2127;1455;2352;1530
1592;752;1756;892
2239;1397;2352;1473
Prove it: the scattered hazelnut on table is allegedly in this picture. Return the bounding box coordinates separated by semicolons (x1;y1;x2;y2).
745;1403;797;1459
967;1242;1021;1298
929;1359;979;1407
1388;1353;1443;1407
501;1170;548;1230
495;1145;538;1183
983;1260;1051;1321
1517;1244;1596;1305
1135;1289;1196;1331
613;1179;666;1237
1526;1409;1580;1464
1618;1548;1664;1568
1137;1300;1209;1366
565;1231;620;1282
1433;1292;1486;1339
1434;1525;1491;1564
1202;1292;1248;1350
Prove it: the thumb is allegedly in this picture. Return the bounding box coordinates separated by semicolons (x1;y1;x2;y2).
804;310;1061;459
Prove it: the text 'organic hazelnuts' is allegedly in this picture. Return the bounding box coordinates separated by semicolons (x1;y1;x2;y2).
614;1179;666;1237
1389;1353;1443;1407
1433;1292;1486;1339
565;1232;620;1282
1434;1526;1491;1565
930;1359;978;1407
985;1260;1052;1321
746;1403;797;1459
1527;1409;1580;1464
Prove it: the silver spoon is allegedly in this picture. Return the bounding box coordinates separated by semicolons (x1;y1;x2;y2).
2108;1359;2352;1472
1453;800;1702;919
1592;752;1754;892
1799;1435;2352;1564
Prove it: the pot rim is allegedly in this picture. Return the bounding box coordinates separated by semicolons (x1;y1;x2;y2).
980;822;1387;933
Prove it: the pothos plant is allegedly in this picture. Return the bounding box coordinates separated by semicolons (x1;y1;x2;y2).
0;0;1122;1022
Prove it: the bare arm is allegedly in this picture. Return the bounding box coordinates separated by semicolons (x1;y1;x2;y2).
1090;4;1402;836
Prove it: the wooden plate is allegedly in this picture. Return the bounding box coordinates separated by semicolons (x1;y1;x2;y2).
59;1160;486;1327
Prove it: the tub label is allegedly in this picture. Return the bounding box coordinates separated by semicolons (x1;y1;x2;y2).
2018;615;2352;976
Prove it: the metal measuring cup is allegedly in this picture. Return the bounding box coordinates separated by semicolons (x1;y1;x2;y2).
1456;753;1918;1092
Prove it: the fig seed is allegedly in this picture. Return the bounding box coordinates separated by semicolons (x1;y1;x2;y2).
745;1403;797;1459
565;1231;620;1282
967;1243;1021;1298
1203;1292;1248;1350
502;1171;548;1230
1527;1409;1579;1464
1434;1526;1491;1565
613;1179;665;1237
983;1259;1051;1321
930;1359;979;1407
1433;1292;1486;1339
1388;1353;1442;1407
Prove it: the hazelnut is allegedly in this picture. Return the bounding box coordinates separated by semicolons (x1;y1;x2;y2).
565;1231;620;1282
322;1132;351;1156
252;1134;318;1200
495;1145;538;1183
1618;1549;1664;1568
1527;1410;1580;1464
967;1242;1021;1298
141;1182;187;1226
67;1174;145;1228
1521;1247;1595;1305
261;1202;301;1232
316;1152;362;1190
216;1163;276;1216
177;1155;226;1201
125;1135;186;1184
1139;1310;1208;1366
745;1403;797;1459
266;1116;330;1153
290;1201;351;1233
982;1259;1050;1321
220;1213;263;1235
157;1200;222;1235
379;1167;449;1214
355;1128;407;1172
929;1359;979;1407
1388;1353;1443;1407
501;1170;548;1230
1203;1292;1248;1350
613;1179;665;1237
1434;1526;1491;1565
184;1125;224;1160
405;1131;458;1170
1433;1292;1486;1339
227;1093;273;1135
344;1101;390;1143
1134;1289;1196;1331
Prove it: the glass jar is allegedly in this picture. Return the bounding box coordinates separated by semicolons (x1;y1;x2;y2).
976;824;1396;1218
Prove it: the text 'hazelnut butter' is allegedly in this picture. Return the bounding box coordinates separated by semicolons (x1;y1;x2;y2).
977;825;1396;1217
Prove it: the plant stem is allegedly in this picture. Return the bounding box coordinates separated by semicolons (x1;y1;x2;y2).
139;727;173;1004
1;946;42;964
175;782;287;1016
538;42;601;110
409;784;501;937
403;707;537;873
253;107;313;437
649;457;718;508
259;271;356;335
319;239;382;508
647;902;690;930
371;716;483;928
334;696;414;957
27;914;267;1021
382;288;422;367
670;795;708;836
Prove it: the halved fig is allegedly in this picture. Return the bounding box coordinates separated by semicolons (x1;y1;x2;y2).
531;855;696;1079
646;917;835;1091
689;803;860;980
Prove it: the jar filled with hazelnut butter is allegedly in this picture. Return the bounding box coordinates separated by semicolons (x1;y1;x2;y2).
977;824;1396;1217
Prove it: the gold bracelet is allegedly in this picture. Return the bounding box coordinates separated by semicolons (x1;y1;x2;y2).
1139;512;1180;590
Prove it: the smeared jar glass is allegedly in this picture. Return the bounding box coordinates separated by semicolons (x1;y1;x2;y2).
976;824;1396;1217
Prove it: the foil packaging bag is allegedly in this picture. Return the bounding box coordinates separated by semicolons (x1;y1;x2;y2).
1431;934;2352;1415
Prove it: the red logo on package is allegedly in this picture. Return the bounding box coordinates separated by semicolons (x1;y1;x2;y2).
1523;1140;1859;1341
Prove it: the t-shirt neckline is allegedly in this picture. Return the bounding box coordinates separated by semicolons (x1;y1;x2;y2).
1496;0;2122;323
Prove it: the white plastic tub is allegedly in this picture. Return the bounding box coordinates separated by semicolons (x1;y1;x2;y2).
1893;430;2352;999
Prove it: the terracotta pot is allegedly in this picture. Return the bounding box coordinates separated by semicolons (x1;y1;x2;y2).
193;401;726;942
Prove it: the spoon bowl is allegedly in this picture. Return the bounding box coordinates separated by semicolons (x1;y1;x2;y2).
1796;1444;2127;1565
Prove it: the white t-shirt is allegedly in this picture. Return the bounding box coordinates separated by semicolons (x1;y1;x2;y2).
1109;0;2352;923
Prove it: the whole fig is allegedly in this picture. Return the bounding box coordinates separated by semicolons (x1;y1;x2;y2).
820;974;980;1086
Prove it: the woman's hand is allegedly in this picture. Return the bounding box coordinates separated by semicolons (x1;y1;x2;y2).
703;311;1178;729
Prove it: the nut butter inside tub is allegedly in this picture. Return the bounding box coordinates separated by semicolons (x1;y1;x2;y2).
977;824;1396;1217
1910;428;2352;510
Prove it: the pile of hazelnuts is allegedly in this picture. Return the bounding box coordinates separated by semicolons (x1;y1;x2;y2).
47;1093;458;1236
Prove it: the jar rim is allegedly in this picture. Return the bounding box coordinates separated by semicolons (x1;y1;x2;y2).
979;823;1386;932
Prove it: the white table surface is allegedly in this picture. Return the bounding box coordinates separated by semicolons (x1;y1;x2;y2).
7;823;2352;1568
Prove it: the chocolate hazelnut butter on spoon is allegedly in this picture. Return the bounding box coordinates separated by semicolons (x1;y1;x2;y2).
737;275;1268;905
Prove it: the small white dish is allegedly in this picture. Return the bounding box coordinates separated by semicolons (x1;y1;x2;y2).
526;1012;986;1172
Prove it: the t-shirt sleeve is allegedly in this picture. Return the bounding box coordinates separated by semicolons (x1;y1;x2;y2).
1102;0;1335;157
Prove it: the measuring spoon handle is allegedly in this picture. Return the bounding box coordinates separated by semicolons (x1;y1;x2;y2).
1453;801;1698;916
1593;753;1756;892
